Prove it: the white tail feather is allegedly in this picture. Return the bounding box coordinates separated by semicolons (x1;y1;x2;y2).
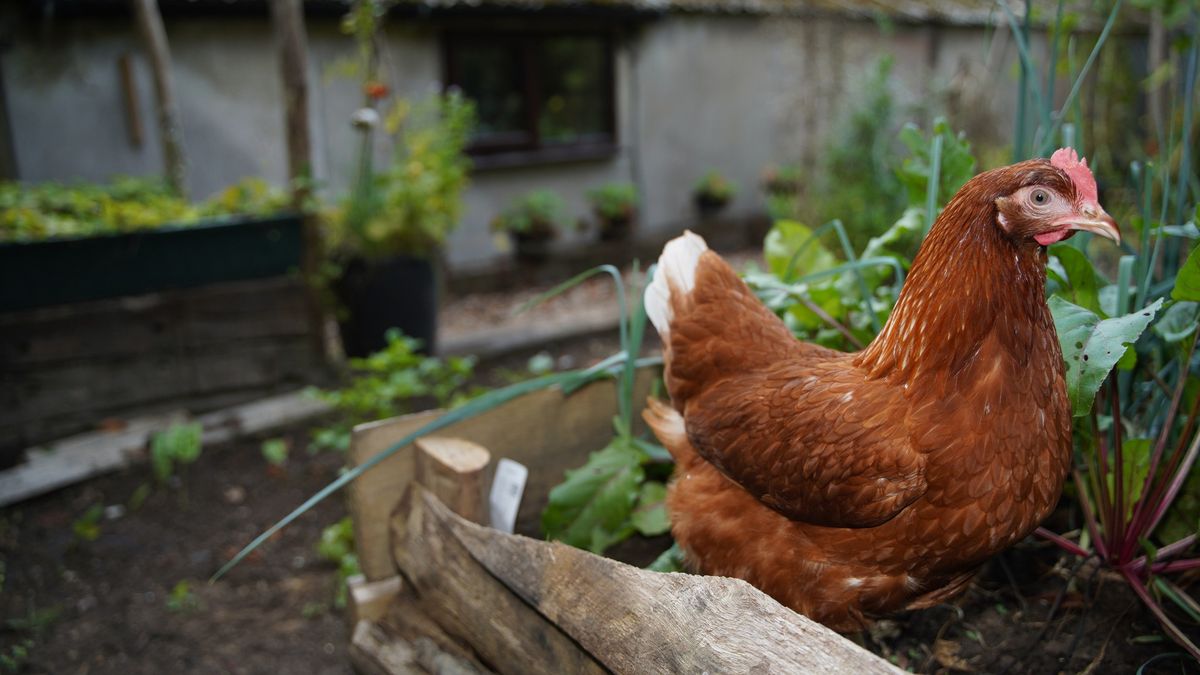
645;230;709;336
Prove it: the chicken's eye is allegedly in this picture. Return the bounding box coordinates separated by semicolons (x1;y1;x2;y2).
1032;189;1049;205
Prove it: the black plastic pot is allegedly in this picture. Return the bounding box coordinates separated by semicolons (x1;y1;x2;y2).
596;213;634;241
0;214;303;313
694;194;730;219
335;255;438;357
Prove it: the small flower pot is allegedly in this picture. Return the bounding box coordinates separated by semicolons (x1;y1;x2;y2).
694;194;731;219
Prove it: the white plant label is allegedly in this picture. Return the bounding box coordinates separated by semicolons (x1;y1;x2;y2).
489;458;528;534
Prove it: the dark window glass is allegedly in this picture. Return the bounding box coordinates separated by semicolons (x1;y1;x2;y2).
538;37;607;145
452;41;530;148
445;32;615;161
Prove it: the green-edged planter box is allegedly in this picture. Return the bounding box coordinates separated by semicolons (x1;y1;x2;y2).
0;214;303;312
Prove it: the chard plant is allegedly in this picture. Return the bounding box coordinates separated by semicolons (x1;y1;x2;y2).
998;0;1200;658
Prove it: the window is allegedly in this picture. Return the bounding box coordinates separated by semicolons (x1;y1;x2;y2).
444;32;616;166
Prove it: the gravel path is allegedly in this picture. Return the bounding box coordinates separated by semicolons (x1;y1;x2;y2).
439;250;763;356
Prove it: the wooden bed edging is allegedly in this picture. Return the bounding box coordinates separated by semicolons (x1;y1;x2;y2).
390;486;902;675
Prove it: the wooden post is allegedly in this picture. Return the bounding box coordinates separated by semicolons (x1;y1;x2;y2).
268;0;326;362
413;437;490;524
130;0;187;198
117;54;143;148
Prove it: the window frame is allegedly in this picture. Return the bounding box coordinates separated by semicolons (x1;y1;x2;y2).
442;29;618;169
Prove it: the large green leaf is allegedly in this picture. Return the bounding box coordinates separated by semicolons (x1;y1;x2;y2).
541;438;646;554
1156;301;1200;343
646;542;684;573
631;481;670;536
1104;438;1152;520
1175;243;1200;302
764;220;838;281
1050;296;1163;416
896;119;976;208
1049;244;1104;315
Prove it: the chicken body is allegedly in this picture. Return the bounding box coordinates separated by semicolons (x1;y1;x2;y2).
644;154;1119;631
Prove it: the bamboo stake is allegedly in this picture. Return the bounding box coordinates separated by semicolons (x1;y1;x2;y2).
130;0;187;198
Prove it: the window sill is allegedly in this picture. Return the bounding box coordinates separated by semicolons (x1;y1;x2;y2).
469;144;618;171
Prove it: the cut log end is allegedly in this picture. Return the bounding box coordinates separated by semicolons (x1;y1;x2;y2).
413;437;491;525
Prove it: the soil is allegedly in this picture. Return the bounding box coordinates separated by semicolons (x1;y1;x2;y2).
3;329;1199;674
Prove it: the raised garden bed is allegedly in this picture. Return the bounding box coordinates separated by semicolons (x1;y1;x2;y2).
344;372;899;673
0;214;303;312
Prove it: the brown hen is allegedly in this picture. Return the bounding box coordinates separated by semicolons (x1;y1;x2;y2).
643;150;1120;631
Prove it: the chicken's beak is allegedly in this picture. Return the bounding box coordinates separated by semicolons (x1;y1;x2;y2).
1056;204;1121;244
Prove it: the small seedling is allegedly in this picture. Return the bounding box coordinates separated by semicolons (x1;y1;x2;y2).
5;606;61;638
301;601;329;619
128;483;152;511
0;640;33;673
165;581;202;613
151;422;203;483
261;438;290;467
71;505;104;543
317;517;361;609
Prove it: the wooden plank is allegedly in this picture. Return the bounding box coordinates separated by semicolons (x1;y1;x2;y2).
346;575;403;628
0;389;332;506
0;277;310;367
5;338;316;426
349;620;423;675
381;591;495;673
400;488;902;675
0;410;186;507
350;619;485;675
413;437;490;524
348;370;656;581
391;487;607;675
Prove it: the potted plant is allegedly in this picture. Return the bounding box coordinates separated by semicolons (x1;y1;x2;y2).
322;0;476;358
586;182;638;241
490;190;568;263
760;163;804;220
693;170;736;218
326;91;476;358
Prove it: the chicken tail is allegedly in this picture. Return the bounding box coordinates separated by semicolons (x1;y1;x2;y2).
642;397;700;469
645;230;708;337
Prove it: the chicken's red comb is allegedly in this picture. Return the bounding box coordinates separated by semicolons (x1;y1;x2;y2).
1051;147;1098;203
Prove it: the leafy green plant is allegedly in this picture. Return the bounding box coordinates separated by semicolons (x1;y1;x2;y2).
761;164;805;220
805;56;906;250
71;504;104;543
308;330;477;453
745;121;976;351
165;580;202;613
151;422;203;483
317;517;361;608
490;190;569;240
327;92;476;259
0;176;289;244
0;640;33;673
261;438;290;467
529;263;673;557
6;606;61;638
693;170;736;209
587;183;638;221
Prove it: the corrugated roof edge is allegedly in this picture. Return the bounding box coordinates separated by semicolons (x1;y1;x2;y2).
23;0;1145;30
